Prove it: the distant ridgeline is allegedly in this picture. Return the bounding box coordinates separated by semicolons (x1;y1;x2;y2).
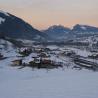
0;10;48;42
0;10;98;42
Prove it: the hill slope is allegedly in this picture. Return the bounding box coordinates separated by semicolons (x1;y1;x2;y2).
0;10;47;41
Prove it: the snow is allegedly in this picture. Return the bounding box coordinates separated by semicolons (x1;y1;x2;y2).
0;10;10;16
47;45;58;50
0;49;98;98
34;35;42;40
23;53;38;63
0;17;5;24
0;41;98;98
0;39;17;57
0;64;98;98
17;39;34;45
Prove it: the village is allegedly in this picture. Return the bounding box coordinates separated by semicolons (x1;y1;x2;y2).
1;42;98;71
0;36;98;71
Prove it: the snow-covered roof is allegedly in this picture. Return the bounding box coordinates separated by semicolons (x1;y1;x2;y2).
0;17;5;24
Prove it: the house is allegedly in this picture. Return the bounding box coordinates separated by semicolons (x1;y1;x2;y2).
19;47;32;56
88;53;98;59
0;53;5;60
38;52;49;58
11;59;22;66
34;47;44;53
44;48;51;52
60;50;76;57
0;53;3;58
41;57;52;64
33;57;40;63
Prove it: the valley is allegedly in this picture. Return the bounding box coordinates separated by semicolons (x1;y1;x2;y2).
0;10;98;98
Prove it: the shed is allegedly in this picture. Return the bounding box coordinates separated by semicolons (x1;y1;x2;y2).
12;59;22;66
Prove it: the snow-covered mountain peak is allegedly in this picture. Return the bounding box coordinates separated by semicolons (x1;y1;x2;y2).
47;25;70;31
0;17;5;24
0;11;48;41
0;10;10;16
73;24;98;32
0;10;9;24
42;25;71;40
80;25;87;30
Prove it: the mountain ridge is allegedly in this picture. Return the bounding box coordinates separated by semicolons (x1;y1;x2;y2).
0;10;47;41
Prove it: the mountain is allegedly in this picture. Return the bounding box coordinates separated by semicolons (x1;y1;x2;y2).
71;24;98;36
42;24;98;41
42;25;71;40
72;24;98;32
1;10;98;42
0;10;47;41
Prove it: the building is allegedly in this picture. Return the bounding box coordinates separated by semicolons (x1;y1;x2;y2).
12;59;22;66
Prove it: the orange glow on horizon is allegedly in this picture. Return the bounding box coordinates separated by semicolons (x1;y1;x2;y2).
0;0;98;30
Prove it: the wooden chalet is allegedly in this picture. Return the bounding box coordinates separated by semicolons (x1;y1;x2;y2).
0;53;6;60
0;53;3;59
11;59;22;66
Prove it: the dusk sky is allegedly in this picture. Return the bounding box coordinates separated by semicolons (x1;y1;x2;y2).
0;0;98;29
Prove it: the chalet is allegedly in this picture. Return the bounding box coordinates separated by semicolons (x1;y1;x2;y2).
34;46;46;53
38;52;49;58
33;57;40;63
0;53;3;58
29;57;62;69
44;48;51;52
0;53;6;60
19;47;32;56
60;50;76;57
42;59;51;64
88;53;98;59
41;57;51;64
11;59;22;66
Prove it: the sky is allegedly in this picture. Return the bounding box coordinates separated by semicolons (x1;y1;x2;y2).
0;0;98;30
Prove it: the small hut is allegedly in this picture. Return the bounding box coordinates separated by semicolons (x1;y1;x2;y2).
11;59;22;66
0;53;3;58
0;53;5;60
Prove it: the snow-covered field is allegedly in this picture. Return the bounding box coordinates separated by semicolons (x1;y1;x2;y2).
0;40;98;98
0;58;98;98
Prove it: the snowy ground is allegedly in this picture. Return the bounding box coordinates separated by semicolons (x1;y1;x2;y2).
0;42;98;98
0;58;98;98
